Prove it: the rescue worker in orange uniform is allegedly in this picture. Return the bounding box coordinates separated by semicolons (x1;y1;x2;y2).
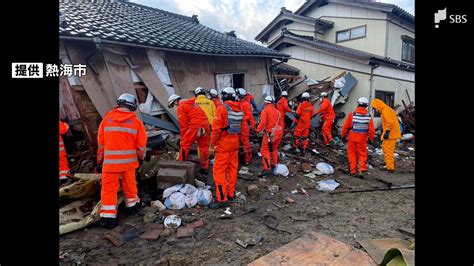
371;98;401;172
245;91;258;111
96;93;147;229
293;92;314;155
276;90;293;129
209;89;222;109
59;120;71;185
168;94;210;174
257;95;284;177
236;88;256;165
341;97;375;178
209;87;243;209
194;87;216;126
315;92;336;145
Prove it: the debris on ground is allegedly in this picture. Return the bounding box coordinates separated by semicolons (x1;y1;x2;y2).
249;231;375;265
164;215;181;228
316;179;341;192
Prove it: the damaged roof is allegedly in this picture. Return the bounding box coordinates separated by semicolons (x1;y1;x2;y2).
295;0;414;24
255;7;334;42
59;0;289;59
271;29;414;71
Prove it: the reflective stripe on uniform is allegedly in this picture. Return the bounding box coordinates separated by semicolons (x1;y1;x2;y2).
100;213;117;218
138;147;146;151
59;141;64;145
59;147;65;151
103;158;138;164
59;170;69;174
104;126;137;134
101;205;116;211
104;150;137;155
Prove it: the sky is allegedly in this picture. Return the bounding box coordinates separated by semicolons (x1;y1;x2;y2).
129;0;414;43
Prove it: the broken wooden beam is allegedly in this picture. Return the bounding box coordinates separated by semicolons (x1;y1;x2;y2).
141;113;179;133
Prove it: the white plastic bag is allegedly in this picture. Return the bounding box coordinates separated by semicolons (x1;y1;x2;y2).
164;192;186;209
185;190;198;208
316;179;340;191
196;188;212;206
163;184;184;198
273;164;289;177
179;184;197;195
316;162;334;175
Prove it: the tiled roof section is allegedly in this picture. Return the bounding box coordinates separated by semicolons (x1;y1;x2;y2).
278;29;414;71
59;1;289;58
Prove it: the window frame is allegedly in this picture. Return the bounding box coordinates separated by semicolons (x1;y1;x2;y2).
373;90;395;117
336;25;367;43
401;37;415;63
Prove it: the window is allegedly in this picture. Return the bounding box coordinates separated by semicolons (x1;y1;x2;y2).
374;90;395;117
215;73;245;92
401;37;415;63
336;25;366;42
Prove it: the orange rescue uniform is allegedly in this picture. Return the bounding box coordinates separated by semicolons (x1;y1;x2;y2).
59;121;70;180
316;98;336;144
97;109;147;218
212;97;223;109
277;97;292;129
240;98;256;163
293;101;314;150
257;103;283;170
177;98;211;169
341;107;375;174
371;99;401;171
211;101;242;202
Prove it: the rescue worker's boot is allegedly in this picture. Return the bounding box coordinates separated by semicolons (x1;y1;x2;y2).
357;171;365;179
100;217;119;229
209;200;230;209
379;166;394;173
125;202;142;216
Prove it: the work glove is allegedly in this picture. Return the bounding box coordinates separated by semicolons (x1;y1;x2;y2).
368;139;373;146
95;163;102;174
139;159;144;167
258;131;264;137
383;130;390;140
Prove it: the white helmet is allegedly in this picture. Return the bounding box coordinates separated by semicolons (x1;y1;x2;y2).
167;94;181;108
222;87;236;101
117;93;138;111
222;87;235;95
357;97;369;106
281;91;288;96
301;92;310;100
320;91;328;97
264;95;275;103
210;89;218;97
236;88;247;98
194;87;205;95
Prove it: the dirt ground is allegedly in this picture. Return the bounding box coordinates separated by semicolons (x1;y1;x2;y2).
59;138;415;265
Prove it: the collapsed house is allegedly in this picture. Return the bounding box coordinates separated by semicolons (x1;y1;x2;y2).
256;0;415;124
59;0;290;155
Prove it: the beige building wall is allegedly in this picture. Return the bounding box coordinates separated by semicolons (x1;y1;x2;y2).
267;21;315;45
386;21;415;61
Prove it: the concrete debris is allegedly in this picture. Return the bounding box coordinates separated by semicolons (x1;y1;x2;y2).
143;212;158;224
150;200;166;211
176;227;195;238
285;197;295;203
247;184;260;199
